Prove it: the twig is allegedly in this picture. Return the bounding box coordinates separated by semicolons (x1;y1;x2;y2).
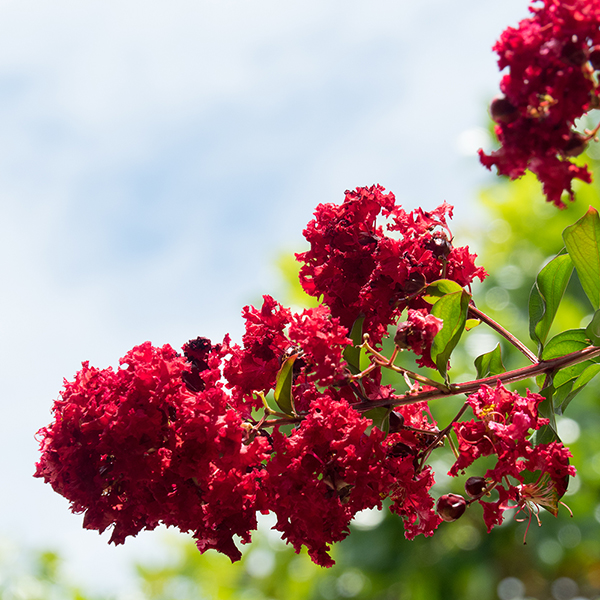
358;345;600;411
358;338;450;391
469;305;538;364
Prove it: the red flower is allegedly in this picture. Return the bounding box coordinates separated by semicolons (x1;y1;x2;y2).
394;309;443;369
388;460;442;539
480;0;600;206
448;383;575;533
450;382;547;476
223;296;351;414
264;395;441;566
224;296;292;412
297;186;486;345
34;342;269;562
265;395;388;566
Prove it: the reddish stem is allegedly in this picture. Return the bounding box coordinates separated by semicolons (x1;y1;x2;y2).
359;345;600;410
468;305;538;364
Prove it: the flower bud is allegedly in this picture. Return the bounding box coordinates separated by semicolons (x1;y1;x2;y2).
560;39;588;66
464;476;487;498
590;46;600;70
490;96;519;124
388;411;405;433
426;233;453;260
394;321;412;349
402;272;427;295
563;131;588;157
436;493;467;522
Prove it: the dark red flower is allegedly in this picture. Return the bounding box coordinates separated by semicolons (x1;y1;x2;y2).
223;296;292;413
264;395;441;566
448;382;575;533
265;395;390;566
394;309;443;369
34;342;269;562
297;186;486;345
480;0;600;206
223;296;351;414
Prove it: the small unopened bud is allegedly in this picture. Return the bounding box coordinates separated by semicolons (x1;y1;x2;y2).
490;96;519;124
464;476;487;498
389;411;405;433
563;131;588;157
561;39;588;66
403;272;427;295
590;46;600;70
426;232;453;260
437;493;467;522
394;321;412;349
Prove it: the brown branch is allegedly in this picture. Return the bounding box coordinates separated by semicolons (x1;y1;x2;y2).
357;345;600;411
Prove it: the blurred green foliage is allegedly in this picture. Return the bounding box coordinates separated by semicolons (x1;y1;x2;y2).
13;154;600;599
0;541;91;600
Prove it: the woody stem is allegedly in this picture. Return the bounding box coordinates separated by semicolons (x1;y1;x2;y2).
359;345;600;411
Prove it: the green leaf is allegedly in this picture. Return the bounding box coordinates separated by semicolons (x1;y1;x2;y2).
343;315;365;374
530;385;559;447
422;279;463;304
530;424;560;447
363;407;391;434
586;309;600;346
474;344;506;379
430;290;471;380
538;329;600;417
563;206;600;309
541;329;590;360
528;253;573;351
552;360;593;388
274;355;296;415
555;363;600;414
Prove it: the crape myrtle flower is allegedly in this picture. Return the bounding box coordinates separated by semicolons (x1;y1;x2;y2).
386;401;443;538
478;442;575;535
223;296;292;413
34;342;270;562
223;296;351;414
296;185;486;345
480;0;600;206
394;309;444;369
448;382;575;533
265;395;441;567
387;453;441;539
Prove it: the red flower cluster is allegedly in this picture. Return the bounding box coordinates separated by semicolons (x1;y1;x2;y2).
38;183;580;567
34;343;270;562
296;185;486;344
223;296;352;415
265;395;441;566
449;383;575;532
480;0;600;206
35;341;446;566
34;187;494;565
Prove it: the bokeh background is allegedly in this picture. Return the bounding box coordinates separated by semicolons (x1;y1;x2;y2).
5;0;600;598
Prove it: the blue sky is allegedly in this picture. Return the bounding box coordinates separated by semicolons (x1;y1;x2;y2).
0;0;529;593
